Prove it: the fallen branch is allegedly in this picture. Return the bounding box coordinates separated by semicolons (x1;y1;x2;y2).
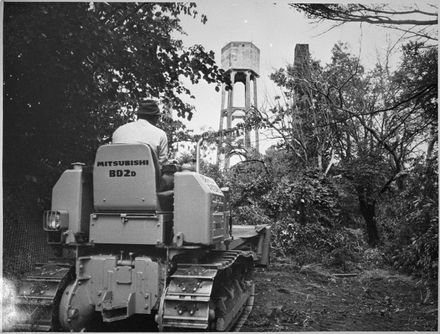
333;273;359;278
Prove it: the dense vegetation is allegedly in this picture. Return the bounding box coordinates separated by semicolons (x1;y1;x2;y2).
4;2;223;206
4;2;437;301
209;4;438;299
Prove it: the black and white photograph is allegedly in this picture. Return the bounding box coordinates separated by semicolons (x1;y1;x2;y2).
2;0;438;331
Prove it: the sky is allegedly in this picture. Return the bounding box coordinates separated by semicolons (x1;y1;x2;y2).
171;0;432;152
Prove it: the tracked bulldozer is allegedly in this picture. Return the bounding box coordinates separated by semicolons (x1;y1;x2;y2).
14;142;271;331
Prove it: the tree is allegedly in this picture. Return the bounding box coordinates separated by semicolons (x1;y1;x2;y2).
265;38;437;246
257;53;336;174
291;3;438;42
324;43;436;246
3;2;224;204
290;4;438;172
271;4;438;247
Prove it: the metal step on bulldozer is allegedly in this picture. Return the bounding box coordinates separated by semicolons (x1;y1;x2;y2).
13;141;271;332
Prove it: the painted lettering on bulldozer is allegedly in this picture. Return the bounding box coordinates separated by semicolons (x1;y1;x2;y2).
96;159;149;167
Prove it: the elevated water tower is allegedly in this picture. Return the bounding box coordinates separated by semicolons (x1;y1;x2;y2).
218;42;260;168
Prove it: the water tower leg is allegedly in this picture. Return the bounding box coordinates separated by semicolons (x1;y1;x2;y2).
245;71;251;149
217;84;227;166
253;78;259;152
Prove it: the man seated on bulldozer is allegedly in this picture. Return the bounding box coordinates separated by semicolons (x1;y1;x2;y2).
112;98;168;165
112;98;175;201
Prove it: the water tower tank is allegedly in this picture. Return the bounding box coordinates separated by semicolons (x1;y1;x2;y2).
221;42;260;76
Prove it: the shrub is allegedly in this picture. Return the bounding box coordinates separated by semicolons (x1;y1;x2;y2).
226;164;352;264
378;159;438;282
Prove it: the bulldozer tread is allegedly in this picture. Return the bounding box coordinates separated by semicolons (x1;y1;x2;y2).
14;262;74;332
159;250;255;331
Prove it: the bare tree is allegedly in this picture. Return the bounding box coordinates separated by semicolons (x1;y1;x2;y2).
291;3;438;42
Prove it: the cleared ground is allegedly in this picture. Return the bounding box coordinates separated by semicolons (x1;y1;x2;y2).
3;212;438;332
242;259;438;332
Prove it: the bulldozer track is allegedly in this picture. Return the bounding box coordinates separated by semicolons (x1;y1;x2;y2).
159;250;255;331
15;261;74;331
14;252;256;332
230;281;255;332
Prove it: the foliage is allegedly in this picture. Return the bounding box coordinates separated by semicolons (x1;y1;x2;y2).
222;157;349;263
260;52;334;172
393;42;438;123
264;36;438;246
254;2;438;277
262;171;342;225
378;158;438;281
264;171;348;261
264;147;302;178
268;3;437;249
234;205;273;226
226;160;272;209
291;3;438;42
200;160;226;187
4;2;224;208
271;217;344;263
225;3;438;276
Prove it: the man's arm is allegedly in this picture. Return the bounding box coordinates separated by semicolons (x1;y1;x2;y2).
111;127;121;143
158;132;168;164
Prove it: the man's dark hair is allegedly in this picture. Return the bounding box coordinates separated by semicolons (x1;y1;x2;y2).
138;113;159;124
137;99;161;124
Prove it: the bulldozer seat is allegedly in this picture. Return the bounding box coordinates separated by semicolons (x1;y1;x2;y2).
93;143;173;212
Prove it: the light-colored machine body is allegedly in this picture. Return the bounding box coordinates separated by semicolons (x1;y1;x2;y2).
16;143;271;332
174;171;229;245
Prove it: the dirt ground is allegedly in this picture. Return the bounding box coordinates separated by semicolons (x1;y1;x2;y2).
2;257;437;332
3;213;438;332
242;259;438;332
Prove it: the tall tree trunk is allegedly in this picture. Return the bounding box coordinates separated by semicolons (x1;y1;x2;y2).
346;132;351;160
425;125;437;168
317;152;323;172
424;125;437;198
357;186;380;246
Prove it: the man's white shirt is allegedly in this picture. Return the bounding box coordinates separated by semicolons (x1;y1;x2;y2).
112;119;168;164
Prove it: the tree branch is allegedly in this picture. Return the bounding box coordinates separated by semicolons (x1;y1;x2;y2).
291;4;438;26
384;25;438;41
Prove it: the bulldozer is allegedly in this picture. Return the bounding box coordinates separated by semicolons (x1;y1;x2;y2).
14;141;271;331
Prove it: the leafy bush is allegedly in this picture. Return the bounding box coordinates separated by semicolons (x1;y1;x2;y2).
378;159;438;282
362;247;386;268
226;160;272;209
261;171;342;227
234;205;273;226
271;217;337;255
225;163;353;264
396;221;438;280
